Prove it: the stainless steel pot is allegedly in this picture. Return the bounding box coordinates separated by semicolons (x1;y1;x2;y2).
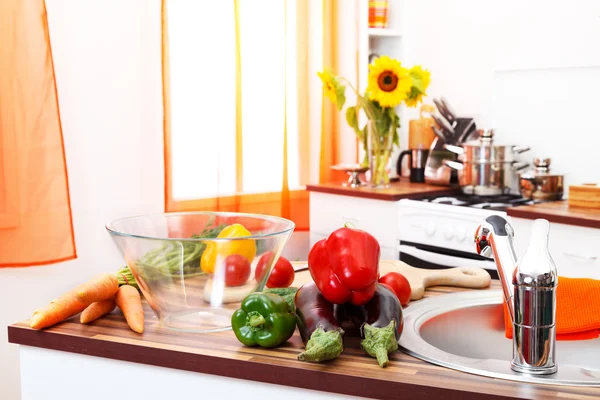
444;129;529;195
519;158;564;200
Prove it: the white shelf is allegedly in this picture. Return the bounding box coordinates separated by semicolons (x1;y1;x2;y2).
368;28;403;37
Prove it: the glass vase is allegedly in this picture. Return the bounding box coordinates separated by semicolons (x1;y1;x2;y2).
367;119;395;189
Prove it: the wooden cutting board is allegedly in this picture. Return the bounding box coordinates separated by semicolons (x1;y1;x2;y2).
569;184;600;209
292;260;491;301
378;260;491;300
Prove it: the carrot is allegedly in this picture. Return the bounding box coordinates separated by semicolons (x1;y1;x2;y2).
76;273;119;305
30;290;88;330
115;285;144;333
80;299;116;324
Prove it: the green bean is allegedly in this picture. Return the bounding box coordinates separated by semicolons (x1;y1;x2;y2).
134;224;226;279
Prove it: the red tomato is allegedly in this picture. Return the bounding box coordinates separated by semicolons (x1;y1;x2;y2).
379;282;395;295
224;254;251;287
379;272;411;306
255;252;295;288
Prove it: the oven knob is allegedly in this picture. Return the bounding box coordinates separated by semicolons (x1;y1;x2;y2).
444;228;453;240
426;222;436;236
456;229;467;242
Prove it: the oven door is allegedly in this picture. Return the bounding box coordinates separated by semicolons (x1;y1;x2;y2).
398;241;499;279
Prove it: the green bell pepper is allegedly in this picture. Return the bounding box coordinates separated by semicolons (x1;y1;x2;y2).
231;292;296;348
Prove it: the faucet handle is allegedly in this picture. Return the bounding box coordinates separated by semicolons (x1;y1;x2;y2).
475;215;514;257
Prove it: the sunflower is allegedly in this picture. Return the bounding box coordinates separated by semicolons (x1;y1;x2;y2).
367;56;411;108
405;65;431;107
318;70;346;110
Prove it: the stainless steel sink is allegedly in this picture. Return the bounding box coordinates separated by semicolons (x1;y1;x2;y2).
399;290;600;386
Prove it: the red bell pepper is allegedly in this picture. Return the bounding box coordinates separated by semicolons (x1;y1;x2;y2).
308;226;380;306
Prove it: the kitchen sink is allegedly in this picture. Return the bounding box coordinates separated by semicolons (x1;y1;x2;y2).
399;290;600;386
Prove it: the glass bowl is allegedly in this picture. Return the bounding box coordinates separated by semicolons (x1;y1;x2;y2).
106;212;295;332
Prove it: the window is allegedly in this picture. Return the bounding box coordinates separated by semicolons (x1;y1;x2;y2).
167;0;300;202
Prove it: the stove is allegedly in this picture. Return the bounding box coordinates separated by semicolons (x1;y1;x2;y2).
418;194;536;211
396;194;541;279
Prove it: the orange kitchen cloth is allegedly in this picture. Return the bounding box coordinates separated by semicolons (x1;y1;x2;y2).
503;277;600;341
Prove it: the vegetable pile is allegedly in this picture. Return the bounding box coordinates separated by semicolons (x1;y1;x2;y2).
231;224;412;369
28;217;412;369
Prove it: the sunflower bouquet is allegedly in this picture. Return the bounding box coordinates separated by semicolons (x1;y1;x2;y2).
318;56;430;187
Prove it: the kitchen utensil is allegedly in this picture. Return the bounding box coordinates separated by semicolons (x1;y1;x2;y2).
379;260;491;300
432;124;450;143
443;143;464;155
457;119;476;143
424;137;460;186
331;163;369;188
519;158;564;200
440;96;458;122
433;98;456;126
397;149;429;182
408;105;436;149
568;183;600;209
443;128;531;195
106;212;295;332
291;260;492;301
432;113;455;139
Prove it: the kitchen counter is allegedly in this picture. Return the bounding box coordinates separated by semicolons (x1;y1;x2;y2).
507;200;600;229
8;273;600;400
306;181;459;201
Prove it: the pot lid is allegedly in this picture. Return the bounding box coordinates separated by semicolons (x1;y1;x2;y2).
520;157;563;178
463;128;504;148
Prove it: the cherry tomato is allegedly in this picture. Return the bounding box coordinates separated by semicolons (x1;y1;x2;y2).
379;272;411;306
224;254;251;287
255;252;295;288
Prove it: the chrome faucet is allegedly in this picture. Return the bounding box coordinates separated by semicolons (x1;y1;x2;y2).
475;215;558;375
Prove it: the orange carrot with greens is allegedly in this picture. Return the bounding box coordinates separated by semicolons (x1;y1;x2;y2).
115;285;144;333
30;290;88;330
76;273;119;304
80;299;117;324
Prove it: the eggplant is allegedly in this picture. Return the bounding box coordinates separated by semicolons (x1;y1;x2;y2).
360;284;402;367
295;282;344;362
336;284;403;367
362;283;403;340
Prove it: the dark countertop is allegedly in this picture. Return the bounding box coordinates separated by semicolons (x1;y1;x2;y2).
306;181;460;201
8;273;600;400
507;201;600;229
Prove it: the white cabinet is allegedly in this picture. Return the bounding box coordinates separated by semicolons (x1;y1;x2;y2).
309;192;398;259
510;217;600;279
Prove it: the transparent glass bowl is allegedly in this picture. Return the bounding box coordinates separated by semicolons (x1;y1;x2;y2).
106;212;294;332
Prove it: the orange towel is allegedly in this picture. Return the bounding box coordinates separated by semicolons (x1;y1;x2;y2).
504;277;600;341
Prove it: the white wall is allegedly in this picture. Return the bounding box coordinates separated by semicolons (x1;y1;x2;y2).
0;1;163;399
402;0;600;188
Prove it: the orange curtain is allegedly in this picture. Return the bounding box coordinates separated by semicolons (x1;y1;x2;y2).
319;0;344;184
0;0;76;266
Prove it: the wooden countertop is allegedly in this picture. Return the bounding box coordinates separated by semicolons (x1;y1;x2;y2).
306;181;460;201
507;201;600;229
8;273;600;400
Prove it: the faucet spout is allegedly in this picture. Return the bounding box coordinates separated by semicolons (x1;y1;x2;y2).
474;215;518;323
475;216;558;375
